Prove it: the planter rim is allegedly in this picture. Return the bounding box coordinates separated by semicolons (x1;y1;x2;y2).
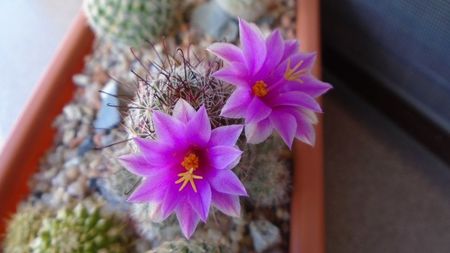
0;10;94;236
290;1;325;252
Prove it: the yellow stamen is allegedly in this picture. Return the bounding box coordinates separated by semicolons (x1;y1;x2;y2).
252;80;268;97
175;168;203;192
176;153;203;192
284;59;308;82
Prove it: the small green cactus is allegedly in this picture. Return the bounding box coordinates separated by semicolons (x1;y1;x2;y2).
83;0;182;46
238;134;292;207
3;204;48;253
30;203;133;253
147;239;227;253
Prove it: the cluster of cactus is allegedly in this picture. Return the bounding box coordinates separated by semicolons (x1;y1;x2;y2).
124;49;292;209
3;201;134;253
31;203;133;253
237;134;292;207
147;239;227;253
83;0;181;46
3;204;48;253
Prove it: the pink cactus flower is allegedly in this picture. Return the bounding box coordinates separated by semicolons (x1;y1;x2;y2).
120;99;247;238
208;19;332;148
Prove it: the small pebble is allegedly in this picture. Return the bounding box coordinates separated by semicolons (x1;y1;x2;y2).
62;129;76;146
51;187;66;206
63;105;82;121
67;181;86;197
94;80;120;130
249;219;282;253
73;74;90;87
77;138;95;156
51;173;67;187
65;166;79;183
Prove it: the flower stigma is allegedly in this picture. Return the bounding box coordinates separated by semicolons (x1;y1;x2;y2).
252;80;268;97
176;153;203;192
284;59;308;82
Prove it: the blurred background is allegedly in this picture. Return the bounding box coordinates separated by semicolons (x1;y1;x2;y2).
322;1;449;252
0;0;81;150
0;0;449;252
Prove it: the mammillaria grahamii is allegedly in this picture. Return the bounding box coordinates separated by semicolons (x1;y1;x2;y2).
208;19;332;148
120;99;247;238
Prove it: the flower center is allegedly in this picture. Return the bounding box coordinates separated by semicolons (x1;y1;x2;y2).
175;153;203;192
181;153;199;171
252;80;268;97
284;59;308;82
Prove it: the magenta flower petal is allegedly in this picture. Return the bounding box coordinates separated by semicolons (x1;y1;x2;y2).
127;177;168;203
176;202;200;239
133;138;177;167
212;63;249;88
211;190;241;217
239;18;267;74
293;110;316;145
119;154;154;177
173;98;197;123
152;111;186;143
134;138;165;153
207;42;244;63
270;110;297;149
271;91;322;112
270;52;317;83
283;39;300;59
302;108;319;124
209;125;243;146
297;121;316;146
221;88;252;118
257;29;285;75
285;52;317;72
286;76;333;97
209;170;248;196
245;118;273;144
187;180;211;221
187;106;211;147
246;97;272;123
208;146;243;170
160;185;181;219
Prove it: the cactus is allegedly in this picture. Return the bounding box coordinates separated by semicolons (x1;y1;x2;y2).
83;0;181;46
30;203;133;253
3;204;48;253
130;202;245;251
95;167;141;208
125;53;238;140
130;203;181;243
215;0;271;22
238;134;292;207
147;239;227;253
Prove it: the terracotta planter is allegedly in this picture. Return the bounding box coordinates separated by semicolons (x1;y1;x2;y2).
0;1;324;252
